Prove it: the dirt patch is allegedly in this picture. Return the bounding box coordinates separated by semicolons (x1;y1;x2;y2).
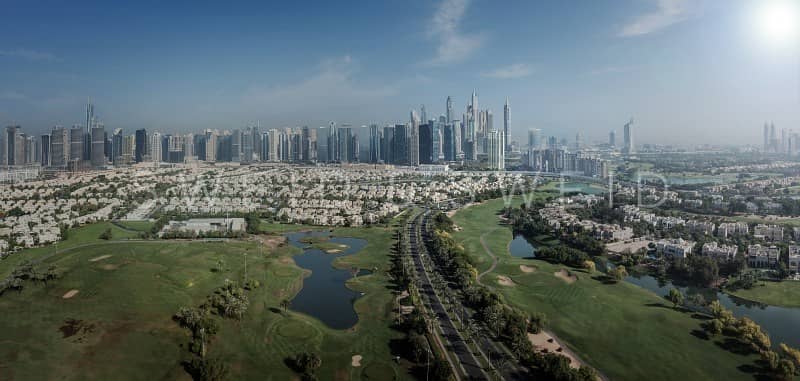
519;265;537;273
554;269;577;284
496;275;515;286
62;289;79;299
101;264;119;271
528;331;582;369
89;255;112;262
351;354;362;367
255;234;287;252
59;319;95;339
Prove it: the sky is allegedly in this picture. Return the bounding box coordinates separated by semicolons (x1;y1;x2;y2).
1;0;798;146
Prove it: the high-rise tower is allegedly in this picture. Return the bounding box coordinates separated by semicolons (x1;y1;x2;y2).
503;97;510;151
623;118;635;155
446;96;454;124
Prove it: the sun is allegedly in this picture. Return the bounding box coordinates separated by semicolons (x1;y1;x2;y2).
756;0;799;45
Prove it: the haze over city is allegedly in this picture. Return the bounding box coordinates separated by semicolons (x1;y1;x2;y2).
5;2;800;381
1;0;798;145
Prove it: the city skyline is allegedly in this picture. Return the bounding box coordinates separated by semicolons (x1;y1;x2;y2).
1;0;799;145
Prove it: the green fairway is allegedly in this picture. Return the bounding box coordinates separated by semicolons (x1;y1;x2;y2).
0;222;409;381
728;280;800;308
114;220;155;232
451;197;759;381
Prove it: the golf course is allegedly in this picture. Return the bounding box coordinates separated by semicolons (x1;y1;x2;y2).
0;220;410;380
450;196;762;381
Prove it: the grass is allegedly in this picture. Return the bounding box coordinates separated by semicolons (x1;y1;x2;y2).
727;280;800;308
451;197;760;381
0;221;410;381
114;220;155;232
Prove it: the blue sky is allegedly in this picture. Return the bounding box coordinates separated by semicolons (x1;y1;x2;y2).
1;0;798;145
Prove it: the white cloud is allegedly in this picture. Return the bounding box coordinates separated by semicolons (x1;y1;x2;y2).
0;91;28;101
241;55;398;118
588;66;636;75
0;49;60;61
424;0;485;66
482;63;533;79
619;0;691;37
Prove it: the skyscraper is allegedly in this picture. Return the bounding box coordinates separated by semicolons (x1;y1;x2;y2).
91;124;106;166
623;118;635;155
326;122;338;162
338;126;353;163
50;126;69;167
446;96;454;124
382;125;394;164
393;124;408;165
150;132;163;163
40;134;50;166
609;130;616;148
409;111;420;166
84;99;94;161
134;129;148;163
528;128;541;149
69;126;85;162
764;123;770;152
5;126;20;165
368;124;381;163
111;129;123;165
503;97;510;151
487;129;505;170
419;123;433;164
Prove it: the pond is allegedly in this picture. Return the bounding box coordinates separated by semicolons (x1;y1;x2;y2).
509;234;536;258
558;181;606;195
625;274;800;348
285;231;368;329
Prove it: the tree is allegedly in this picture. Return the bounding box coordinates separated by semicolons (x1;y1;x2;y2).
706;319;723;336
687;293;706;309
582;260;596;273
280;299;291;314
185;356;228;381
776;359;796;381
99;228;113;240
429;359;453;381
289;352;322;378
667;288;684;309
609;265;628;283
409;334;430;363
780;343;800;369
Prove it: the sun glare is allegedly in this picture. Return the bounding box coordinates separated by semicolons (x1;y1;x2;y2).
756;0;799;45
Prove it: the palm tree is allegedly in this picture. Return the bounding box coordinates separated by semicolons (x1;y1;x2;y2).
280;298;291;314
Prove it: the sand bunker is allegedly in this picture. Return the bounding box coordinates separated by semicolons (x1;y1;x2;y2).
554;269;577;284
528;332;581;369
62;290;79;299
101;264;119;270
351;355;362;367
519;265;537;273
89;255;112;262
326;249;343;254
497;275;515;286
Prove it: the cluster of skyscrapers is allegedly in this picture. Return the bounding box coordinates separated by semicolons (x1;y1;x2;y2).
762;122;798;155
365;92;507;169
3;92;516;171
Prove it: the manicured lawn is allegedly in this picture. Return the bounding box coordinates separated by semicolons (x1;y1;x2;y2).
114;220;155;232
0;222;410;381
728;280;800;308
0;222;142;278
451;197;760;381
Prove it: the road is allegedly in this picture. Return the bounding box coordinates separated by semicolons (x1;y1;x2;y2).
407;211;488;380
418;212;530;381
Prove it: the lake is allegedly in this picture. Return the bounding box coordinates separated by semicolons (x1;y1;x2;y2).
625;274;800;348
509;234;536;258
558;181;606;195
285;231;368;329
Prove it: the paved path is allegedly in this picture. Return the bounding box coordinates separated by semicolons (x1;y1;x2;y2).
476;228;501;285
